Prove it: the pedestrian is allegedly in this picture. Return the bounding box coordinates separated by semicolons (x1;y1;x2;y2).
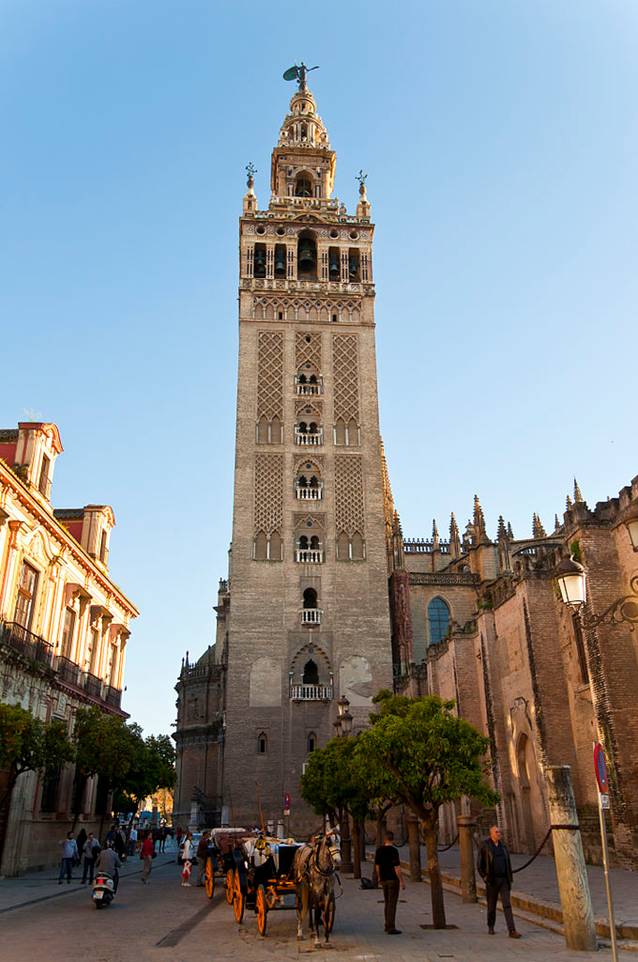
159;826;167;853
76;828;87;861
374;830;405;935
114;826;127;862
140;831;154;884
195;831;210;886
58;832;79;884
477;825;522;939
180;831;193;887
81;832;100;884
95;840;121;893
128;824;138;856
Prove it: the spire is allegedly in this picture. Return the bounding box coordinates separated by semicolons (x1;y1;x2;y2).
272;78;335;201
243;162;258;214
554;513;561;533
566;494;573;511
473;494;487;541
507;521;514;539
497;515;508;541
432;518;440;549
449;512;461;558
574;478;584;503
532;513;547;539
356;170;371;219
393;509;403;537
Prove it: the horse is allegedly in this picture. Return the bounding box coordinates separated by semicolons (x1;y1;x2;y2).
293;830;341;946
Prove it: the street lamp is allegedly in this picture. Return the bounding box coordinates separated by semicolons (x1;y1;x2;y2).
554;555;638;630
620;502;638;552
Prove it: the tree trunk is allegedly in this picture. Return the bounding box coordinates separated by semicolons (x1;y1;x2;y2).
352;817;361;878
375;813;386;848
424;820;446;928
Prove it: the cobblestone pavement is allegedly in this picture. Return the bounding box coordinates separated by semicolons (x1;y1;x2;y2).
0;855;616;962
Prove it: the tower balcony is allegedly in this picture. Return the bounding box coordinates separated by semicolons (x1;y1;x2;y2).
295;377;323;396
295;482;323;500
301;608;322;625
295;428;323;446
296;549;323;564
289;683;333;702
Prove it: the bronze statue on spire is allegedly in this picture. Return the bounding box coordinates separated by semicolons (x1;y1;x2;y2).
283;62;319;89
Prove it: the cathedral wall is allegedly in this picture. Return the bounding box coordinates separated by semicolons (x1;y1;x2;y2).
409;582;476;663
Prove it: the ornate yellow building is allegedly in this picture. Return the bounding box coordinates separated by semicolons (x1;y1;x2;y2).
0;421;138;874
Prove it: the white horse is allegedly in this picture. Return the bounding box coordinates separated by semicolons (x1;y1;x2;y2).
293;831;341;946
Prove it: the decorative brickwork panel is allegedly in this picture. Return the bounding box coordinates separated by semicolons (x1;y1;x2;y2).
295;331;322;372
254;454;284;534
257;331;284;420
334;456;365;535
332;334;360;422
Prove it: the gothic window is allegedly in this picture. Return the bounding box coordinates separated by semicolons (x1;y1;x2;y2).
270;416;282;444
302;659;319;685
428;597;450;645
257;732;268;754
269;531;282;561
347;418;359;446
254;243;267;278
257;416;268;444
307;732;317;753
14;562;38;630
334;418;346;446
351;532;365;560
254;531;267;561
303;587;318;609
337;531;350;560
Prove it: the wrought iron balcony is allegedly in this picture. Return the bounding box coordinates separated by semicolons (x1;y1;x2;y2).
301;608;322;625
295;428;323;446
83;672;103;699
104;685;122;709
295;482;323;500
289;683;333;702
0;620;54;667
56;655;81;686
296;549;323;564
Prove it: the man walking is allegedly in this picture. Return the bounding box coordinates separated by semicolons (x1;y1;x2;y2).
374;830;405;935
95;840;121;893
477;825;522;938
81;832;100;884
58;832;79;884
140;831;154;883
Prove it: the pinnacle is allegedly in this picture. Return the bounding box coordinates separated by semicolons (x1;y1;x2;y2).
574;478;584;503
566;494;573;511
532;513;547;539
497;515;507;540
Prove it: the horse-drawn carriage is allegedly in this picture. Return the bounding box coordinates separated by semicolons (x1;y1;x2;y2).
202;828;255;904
225;830;340;942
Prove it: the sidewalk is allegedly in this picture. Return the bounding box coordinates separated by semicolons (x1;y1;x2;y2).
396;842;638;942
0;842;178;914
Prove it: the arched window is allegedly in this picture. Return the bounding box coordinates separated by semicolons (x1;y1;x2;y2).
297;231;317;278
307;732;317;753
257;732;268;754
310;535;320;550
295;174;312;197
270;416;281;444
347;418;359;446
299;535;309;550
337;531;349;560
302;659;319;685
351;532;365;560
334;418;346;445
254;531;267;561
270;531;282;561
428;597;450;645
303;587;317;609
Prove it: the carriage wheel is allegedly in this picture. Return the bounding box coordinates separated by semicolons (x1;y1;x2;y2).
324;892;335;934
204;856;215;900
225;868;234;905
232;869;245;923
256;884;268;936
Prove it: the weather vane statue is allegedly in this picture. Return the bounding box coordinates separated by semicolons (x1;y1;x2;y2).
282;62;319;90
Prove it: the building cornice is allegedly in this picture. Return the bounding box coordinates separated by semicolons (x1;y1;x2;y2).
0;459;139;618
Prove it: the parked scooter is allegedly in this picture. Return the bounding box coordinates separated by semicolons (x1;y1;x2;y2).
92;872;115;908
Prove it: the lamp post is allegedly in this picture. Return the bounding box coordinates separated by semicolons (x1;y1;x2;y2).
553;530;638;962
334;695;353;872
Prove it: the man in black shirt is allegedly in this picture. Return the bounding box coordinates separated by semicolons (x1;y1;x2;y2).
374;831;405;935
477;826;521;938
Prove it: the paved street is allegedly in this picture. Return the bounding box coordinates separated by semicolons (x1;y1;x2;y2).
1;853;618;962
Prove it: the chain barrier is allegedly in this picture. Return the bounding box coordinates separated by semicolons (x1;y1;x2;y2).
511;826;552;873
437;833;459;852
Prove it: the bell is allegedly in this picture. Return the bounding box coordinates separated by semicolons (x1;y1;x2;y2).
348;254;359;279
254;247;266;274
329;252;340;279
275;249;286;275
298;238;316;272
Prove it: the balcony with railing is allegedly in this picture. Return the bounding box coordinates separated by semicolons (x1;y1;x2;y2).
301;608;322;625
295;376;323;396
104;685;122;709
0;620;54;667
83;672;103;699
289;683;333;702
296;549;323;564
295;481;323;500
56;655;81;686
295;427;323;446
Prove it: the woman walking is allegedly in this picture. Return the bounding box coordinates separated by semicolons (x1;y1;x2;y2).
180;831;193;887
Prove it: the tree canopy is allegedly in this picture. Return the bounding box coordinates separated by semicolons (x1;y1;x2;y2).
0;702;75;808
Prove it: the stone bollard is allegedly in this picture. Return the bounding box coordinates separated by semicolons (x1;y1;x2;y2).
457;815;477;902
546;765;597;951
407;813;422;882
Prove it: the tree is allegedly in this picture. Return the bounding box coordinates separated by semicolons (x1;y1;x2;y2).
115;733;175;827
357;691;498;928
0;702;75;811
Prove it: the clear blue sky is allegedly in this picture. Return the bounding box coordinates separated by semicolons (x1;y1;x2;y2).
1;1;636;736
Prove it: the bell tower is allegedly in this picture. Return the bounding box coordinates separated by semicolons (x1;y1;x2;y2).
222;69;392;830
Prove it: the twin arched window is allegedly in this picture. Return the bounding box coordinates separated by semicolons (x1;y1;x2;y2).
428;597;451;645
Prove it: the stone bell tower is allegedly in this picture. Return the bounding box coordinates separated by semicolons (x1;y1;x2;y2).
222;70;392;831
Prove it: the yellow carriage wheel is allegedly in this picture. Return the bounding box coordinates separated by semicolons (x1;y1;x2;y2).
204;856;215;900
256;884;268;937
225;868;234;905
232;868;245;923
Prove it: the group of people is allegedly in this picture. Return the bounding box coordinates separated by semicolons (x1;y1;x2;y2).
175;829;212;888
57;825;164;891
373;824;522;939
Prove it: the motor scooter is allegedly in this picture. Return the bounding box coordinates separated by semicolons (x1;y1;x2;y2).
92;872;115;908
